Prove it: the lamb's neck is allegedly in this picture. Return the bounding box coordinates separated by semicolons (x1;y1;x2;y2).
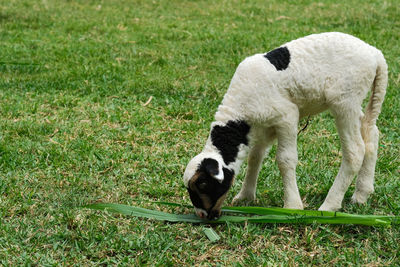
214;105;238;124
203;141;248;175
203;119;251;175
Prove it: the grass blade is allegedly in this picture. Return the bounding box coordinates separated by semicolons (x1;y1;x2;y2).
221;206;398;225
84;203;398;226
151;201;399;225
85;203;204;223
203;228;220;242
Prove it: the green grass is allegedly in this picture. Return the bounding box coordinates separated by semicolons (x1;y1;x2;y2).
0;0;399;265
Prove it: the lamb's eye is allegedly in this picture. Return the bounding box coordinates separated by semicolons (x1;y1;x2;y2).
198;182;207;190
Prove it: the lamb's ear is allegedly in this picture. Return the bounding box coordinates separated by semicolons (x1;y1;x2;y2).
200;158;224;183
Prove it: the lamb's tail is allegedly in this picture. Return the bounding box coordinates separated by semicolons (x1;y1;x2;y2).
362;52;388;129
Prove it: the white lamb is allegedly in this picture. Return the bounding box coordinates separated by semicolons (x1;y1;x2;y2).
183;32;388;220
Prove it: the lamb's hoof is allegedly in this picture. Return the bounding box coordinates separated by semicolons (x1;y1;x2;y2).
232;192;255;206
284;202;304;210
318;202;341;212
351;191;370;205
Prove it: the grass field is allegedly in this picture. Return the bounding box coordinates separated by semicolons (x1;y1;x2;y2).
0;0;399;265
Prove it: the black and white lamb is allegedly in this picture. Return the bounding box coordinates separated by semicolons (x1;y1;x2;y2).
183;32;388;219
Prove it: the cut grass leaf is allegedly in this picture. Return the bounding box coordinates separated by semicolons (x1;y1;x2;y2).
85;203;204;223
155;201;400;225
222;206;399;224
84;203;399;227
203;228;220;242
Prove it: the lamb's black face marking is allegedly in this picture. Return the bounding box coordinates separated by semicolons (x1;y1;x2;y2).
199;158;219;177
187;159;234;219
211;120;250;165
264;46;290;71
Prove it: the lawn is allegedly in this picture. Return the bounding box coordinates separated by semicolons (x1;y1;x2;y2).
0;0;399;265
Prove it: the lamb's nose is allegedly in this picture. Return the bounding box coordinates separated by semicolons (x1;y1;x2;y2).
195;209;208;219
207;209;221;220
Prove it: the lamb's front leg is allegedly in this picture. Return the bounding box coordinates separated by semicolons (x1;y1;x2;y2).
276;122;304;210
232;129;276;205
232;142;270;205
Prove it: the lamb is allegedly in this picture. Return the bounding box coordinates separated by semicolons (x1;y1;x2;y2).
183;32;388;220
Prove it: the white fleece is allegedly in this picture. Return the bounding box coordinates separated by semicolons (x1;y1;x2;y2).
184;32;388;211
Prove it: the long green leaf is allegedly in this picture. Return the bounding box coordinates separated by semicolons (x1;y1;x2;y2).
84;203;398;226
154;201;399;225
222;206;399;225
85;203;204;223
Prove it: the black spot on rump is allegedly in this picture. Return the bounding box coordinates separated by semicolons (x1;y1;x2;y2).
211;120;250;165
264;46;290;71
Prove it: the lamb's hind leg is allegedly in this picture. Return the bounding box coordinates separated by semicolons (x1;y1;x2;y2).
232;130;275;205
319;108;365;211
275;117;303;210
351;121;379;204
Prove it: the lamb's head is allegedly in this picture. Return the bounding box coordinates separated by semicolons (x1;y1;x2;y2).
183;152;234;220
